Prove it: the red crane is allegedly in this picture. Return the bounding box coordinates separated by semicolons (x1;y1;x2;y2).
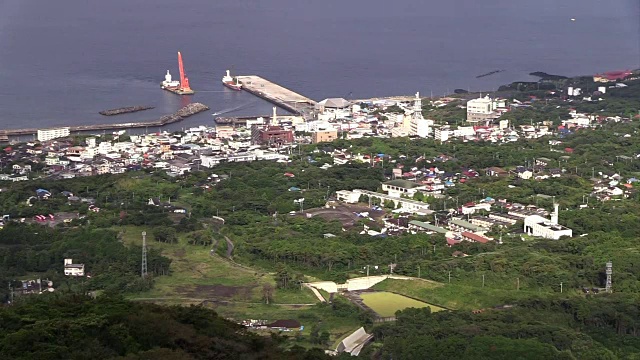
177;51;192;92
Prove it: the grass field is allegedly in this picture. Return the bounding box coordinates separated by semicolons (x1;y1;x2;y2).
118;226;317;304
117;226;365;348
360;292;444;317
373;279;548;310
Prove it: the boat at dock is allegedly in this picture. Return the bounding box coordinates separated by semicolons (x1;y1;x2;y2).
161;51;195;95
222;70;242;91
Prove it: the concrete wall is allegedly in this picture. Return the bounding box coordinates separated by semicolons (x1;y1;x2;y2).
337;327;367;353
345;276;389;291
307;281;338;293
308;275;413;294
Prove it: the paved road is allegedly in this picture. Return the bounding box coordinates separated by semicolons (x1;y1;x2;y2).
224;236;234;258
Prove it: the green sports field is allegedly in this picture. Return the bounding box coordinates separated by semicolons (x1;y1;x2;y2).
360;292;444;317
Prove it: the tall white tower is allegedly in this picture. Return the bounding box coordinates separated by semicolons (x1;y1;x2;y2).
551;203;559;225
164;70;172;83
271;107;278;126
412;92;423;121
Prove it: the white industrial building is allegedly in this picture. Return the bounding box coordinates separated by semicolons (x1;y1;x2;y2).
37;127;70;142
523;204;573;240
63;258;85;277
336;189;430;214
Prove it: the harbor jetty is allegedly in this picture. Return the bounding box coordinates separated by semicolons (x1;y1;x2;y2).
99;105;154;116
476;70;504;79
236;75;317;120
3;103;209;137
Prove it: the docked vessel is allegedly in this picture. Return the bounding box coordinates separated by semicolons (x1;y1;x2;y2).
222;70;242;91
161;52;194;95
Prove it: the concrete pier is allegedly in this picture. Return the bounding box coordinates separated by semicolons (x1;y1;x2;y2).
236;75;317;120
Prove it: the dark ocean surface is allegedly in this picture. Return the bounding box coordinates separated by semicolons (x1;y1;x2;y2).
0;0;637;130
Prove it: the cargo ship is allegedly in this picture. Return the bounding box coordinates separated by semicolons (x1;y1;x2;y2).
161;52;194;95
222;70;242;91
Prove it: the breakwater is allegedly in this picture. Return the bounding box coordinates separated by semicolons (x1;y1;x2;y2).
99;105;154;116
4;103;209;136
476;70;504;79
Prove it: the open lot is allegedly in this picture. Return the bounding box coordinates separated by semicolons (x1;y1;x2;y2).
360;291;443;317
119;226;317;304
303;203;385;228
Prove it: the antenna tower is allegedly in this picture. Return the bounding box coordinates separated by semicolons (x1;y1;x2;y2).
605;261;612;293
141;231;148;278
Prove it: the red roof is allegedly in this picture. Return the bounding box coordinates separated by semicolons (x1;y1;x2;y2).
596;70;632;80
461;232;489;244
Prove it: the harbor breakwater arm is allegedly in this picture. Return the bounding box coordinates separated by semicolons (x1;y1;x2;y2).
99;105;155;116
4;103;209;136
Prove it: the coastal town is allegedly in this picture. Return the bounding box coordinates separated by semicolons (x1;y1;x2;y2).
1;68;640;358
2;1;640;358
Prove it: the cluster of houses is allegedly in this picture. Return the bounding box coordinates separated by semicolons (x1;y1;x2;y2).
591;173;637;202
0;126;293;181
338;177;574;244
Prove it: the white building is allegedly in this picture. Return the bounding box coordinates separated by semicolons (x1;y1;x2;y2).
98;142;113;155
410;118;433;138
381;179;426;198
523;204;573;240
63;258;85;277
466;96;498;123
336;189;430;214
454;126;475;137
433;126;451;142
37;127;70;142
408;92;432;137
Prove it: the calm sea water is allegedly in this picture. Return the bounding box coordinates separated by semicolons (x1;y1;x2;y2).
0;0;637;130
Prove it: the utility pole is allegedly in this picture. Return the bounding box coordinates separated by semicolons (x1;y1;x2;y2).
141;231;148;278
482;274;485;287
516;277;520;290
418;266;421;278
448;271;451;283
366;265;370;277
560;282;563;293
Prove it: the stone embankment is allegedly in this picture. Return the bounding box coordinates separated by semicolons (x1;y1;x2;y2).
3;103;210;136
159;103;209;125
99;105;154;116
